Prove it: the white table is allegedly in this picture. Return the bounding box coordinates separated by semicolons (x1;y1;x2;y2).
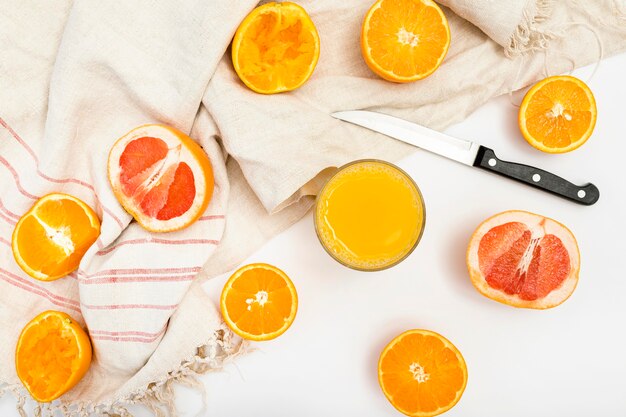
2;54;624;417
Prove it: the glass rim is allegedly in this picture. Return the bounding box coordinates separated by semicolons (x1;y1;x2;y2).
314;158;426;272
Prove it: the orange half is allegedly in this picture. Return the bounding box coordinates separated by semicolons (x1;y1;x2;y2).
379;329;468;416
12;193;100;281
15;311;92;403
361;0;450;82
220;263;298;341
518;75;597;153
231;2;320;94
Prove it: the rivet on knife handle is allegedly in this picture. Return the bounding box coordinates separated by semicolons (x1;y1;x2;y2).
473;146;600;205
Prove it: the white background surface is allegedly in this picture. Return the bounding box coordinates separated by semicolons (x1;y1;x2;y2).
2;54;625;417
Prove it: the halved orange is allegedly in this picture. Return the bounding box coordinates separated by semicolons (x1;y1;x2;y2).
231;2;320;94
15;310;92;403
378;329;468;417
519;75;597;153
361;0;450;83
12;193;100;281
107;124;214;232
467;210;580;309
220;263;297;341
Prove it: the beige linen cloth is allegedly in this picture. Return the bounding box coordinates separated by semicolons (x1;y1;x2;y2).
0;0;624;415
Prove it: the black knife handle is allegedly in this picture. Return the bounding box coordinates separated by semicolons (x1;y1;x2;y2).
473;146;599;205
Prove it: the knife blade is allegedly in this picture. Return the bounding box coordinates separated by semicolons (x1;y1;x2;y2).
331;110;599;205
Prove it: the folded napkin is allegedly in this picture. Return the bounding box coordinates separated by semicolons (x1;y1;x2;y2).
0;0;624;415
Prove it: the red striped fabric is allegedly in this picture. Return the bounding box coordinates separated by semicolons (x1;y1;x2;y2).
78;266;202;278
0;155;40;200
97;237;220;255
0;199;20;220
0;211;16;225
0;117;126;229
82;303;178;311
0;270;80;312
79;275;196;285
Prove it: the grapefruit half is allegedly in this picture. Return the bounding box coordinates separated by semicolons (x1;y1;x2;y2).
467;210;580;309
108;124;214;232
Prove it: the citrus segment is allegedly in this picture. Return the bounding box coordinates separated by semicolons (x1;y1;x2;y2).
153;163;195;220
231;2;320;94
12;193;100;281
378;329;467;417
108;125;214;232
519;75;597;153
119;136;169;194
467;210;580;309
220;263;297;341
15;311;92;403
361;0;450;82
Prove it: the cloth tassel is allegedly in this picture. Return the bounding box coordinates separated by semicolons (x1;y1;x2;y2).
0;327;247;417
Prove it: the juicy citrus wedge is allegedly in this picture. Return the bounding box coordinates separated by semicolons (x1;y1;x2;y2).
467;210;580;309
220;263;298;341
12;193;100;281
107;124;214;233
361;0;450;83
15;310;92;403
379;329;468;417
231;2;320;94
519;75;597;153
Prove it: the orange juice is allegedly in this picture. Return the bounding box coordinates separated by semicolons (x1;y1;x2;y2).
315;160;425;270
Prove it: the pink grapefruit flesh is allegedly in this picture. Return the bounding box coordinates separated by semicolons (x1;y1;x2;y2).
108;125;214;232
467;211;580;309
119;136;196;221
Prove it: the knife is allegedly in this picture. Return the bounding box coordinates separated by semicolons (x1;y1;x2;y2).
331;110;599;206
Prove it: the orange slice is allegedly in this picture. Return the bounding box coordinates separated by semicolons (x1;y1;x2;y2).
467;210;580;309
220;263;298;341
15;310;92;403
231;2;320;94
518;75;597;153
12;193;100;281
361;0;450;83
378;329;468;417
107;124;214;232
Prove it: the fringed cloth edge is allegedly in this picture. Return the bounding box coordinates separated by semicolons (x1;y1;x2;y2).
0;325;248;417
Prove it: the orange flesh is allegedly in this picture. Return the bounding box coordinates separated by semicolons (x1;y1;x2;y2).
118;136;195;220
379;331;466;416
523;80;593;148
315;161;424;270
478;222;570;301
222;266;295;338
15;313;90;402
14;197;99;279
233;3;319;93
362;0;450;81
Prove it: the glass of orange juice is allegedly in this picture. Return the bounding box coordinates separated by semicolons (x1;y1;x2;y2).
314;159;425;271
